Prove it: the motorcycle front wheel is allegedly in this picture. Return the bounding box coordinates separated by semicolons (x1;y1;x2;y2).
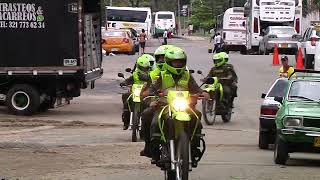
202;99;216;125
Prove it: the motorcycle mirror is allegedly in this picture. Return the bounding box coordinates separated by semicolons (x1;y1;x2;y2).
125;68;132;73
189;69;195;74
197;70;203;74
118;73;125;78
206;78;215;84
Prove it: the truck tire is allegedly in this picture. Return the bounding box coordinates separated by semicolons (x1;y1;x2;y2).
6;84;40;116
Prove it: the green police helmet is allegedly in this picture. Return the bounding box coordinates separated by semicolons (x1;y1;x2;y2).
164;46;187;75
136;55;151;73
141;54;155;68
154;45;175;70
213;52;229;68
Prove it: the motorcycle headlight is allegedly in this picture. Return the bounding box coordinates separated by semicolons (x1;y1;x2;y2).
172;98;188;112
283;117;302;127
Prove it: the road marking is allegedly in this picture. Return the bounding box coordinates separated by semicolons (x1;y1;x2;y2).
0;126;56;135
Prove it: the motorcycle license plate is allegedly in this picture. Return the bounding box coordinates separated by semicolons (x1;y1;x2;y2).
314;137;320;147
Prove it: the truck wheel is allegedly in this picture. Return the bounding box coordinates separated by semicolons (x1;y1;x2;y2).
6;84;40;116
240;47;247;55
274;135;289;165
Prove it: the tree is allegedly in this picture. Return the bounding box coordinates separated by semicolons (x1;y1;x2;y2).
191;0;225;31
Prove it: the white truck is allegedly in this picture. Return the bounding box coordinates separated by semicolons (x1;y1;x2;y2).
244;0;302;53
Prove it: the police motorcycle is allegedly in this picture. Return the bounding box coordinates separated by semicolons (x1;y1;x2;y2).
197;70;223;125
152;88;206;180
197;70;232;124
118;68;145;142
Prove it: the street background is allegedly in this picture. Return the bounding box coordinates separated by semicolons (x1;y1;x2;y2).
0;38;320;180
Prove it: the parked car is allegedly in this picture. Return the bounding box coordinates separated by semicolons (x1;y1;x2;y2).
259;78;289;149
259;26;300;55
273;69;320;165
102;30;136;55
299;24;320;69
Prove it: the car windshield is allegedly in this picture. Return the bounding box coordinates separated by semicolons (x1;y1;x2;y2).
312;27;320;37
267;79;288;98
270;28;296;35
105;31;126;37
158;14;173;19
107;9;147;23
288;81;320;101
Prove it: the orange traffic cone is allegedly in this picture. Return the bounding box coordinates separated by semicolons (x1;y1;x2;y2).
296;47;304;70
272;44;280;66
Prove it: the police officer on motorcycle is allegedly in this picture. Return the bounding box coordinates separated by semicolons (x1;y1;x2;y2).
120;55;152;130
140;45;174;157
206;52;238;108
143;46;209;167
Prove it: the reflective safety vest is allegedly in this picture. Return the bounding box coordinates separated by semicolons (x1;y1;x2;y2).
150;68;161;82
161;71;190;90
133;71;147;84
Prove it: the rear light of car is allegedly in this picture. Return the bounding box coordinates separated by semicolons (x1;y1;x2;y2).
268;35;277;38
254;17;259;33
260;106;278;116
123;38;129;43
310;37;318;46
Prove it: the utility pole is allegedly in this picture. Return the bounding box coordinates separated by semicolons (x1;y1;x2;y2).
177;0;182;36
230;0;234;7
110;0;112;6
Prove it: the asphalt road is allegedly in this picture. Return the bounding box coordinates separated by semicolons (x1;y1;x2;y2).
0;38;319;180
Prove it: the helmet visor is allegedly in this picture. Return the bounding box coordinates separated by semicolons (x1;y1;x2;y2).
155;55;165;63
168;59;186;68
138;65;150;72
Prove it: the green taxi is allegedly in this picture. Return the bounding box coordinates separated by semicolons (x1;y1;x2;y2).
274;70;320;165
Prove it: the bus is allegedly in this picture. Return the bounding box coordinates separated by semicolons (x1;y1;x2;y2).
154;11;176;37
216;7;247;54
106;6;152;37
244;0;302;52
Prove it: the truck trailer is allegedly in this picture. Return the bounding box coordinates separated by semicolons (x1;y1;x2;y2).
0;0;103;115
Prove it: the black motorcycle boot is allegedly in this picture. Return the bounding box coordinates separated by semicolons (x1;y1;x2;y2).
122;110;130;130
140;141;152;158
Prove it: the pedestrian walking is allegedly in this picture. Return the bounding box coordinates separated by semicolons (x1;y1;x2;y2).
168;25;173;38
139;29;147;54
163;29;168;45
213;33;223;53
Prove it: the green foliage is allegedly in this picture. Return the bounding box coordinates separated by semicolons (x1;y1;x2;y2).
191;0;225;30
